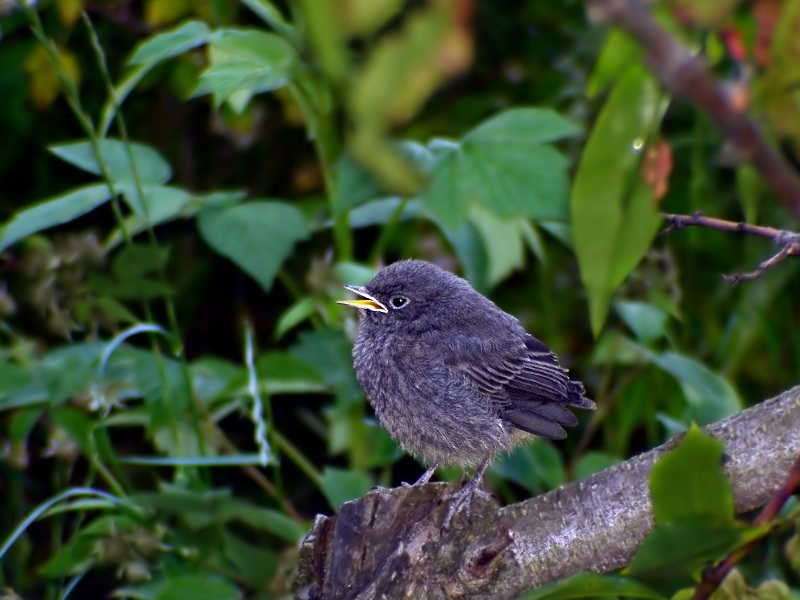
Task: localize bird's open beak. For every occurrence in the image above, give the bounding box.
[337,285,388,313]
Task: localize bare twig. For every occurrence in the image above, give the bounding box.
[691,452,800,600]
[663,212,800,284]
[585,0,800,219]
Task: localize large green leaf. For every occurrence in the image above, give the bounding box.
[49,139,172,187]
[649,424,733,526]
[128,20,213,67]
[0,184,112,252]
[571,65,665,336]
[192,29,296,112]
[197,200,308,292]
[424,108,580,229]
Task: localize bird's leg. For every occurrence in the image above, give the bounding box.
[402,463,439,487]
[440,456,493,530]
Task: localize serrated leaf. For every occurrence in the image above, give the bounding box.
[319,467,372,510]
[49,139,172,188]
[571,65,665,336]
[0,184,112,252]
[424,108,580,229]
[197,200,308,293]
[649,424,733,525]
[128,20,213,66]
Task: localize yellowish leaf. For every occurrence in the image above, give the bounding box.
[55,0,83,27]
[24,45,81,110]
[145,0,192,27]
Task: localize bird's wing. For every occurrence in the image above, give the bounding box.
[445,334,593,439]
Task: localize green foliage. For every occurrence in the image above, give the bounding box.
[0,0,798,597]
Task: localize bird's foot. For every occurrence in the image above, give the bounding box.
[401,463,438,488]
[440,477,493,530]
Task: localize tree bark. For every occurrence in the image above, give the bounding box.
[295,386,800,599]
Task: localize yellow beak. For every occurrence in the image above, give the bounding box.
[337,285,388,313]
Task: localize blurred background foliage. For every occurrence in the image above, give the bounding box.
[0,0,799,598]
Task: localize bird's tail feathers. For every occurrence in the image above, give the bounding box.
[566,380,595,410]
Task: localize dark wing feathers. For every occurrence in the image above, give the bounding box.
[449,333,594,439]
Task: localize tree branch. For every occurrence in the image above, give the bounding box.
[295,386,800,599]
[584,0,800,219]
[662,212,800,284]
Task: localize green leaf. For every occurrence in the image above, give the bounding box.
[518,572,665,600]
[128,20,213,66]
[573,451,622,481]
[153,574,240,600]
[649,424,733,525]
[586,30,640,98]
[424,108,580,229]
[0,184,112,252]
[218,499,305,542]
[571,65,665,336]
[319,467,373,510]
[105,188,246,249]
[221,530,278,588]
[239,0,298,43]
[193,29,296,112]
[39,346,98,405]
[197,200,308,293]
[9,407,43,444]
[290,330,361,405]
[190,357,244,405]
[113,243,170,279]
[626,519,747,586]
[275,296,320,339]
[614,300,669,344]
[50,407,94,456]
[49,139,172,187]
[467,206,527,287]
[491,441,564,494]
[334,154,382,215]
[648,351,741,424]
[256,351,326,394]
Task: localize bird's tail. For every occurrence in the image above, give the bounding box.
[566,380,595,410]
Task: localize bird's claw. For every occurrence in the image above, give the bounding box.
[440,483,493,530]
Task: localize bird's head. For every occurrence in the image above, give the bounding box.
[338,260,479,331]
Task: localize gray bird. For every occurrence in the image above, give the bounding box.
[338,259,594,527]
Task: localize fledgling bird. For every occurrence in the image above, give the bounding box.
[338,259,594,527]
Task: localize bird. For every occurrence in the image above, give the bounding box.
[338,259,594,528]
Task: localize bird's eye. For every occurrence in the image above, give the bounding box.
[390,296,409,309]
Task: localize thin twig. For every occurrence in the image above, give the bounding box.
[691,452,800,600]
[663,212,800,284]
[585,0,800,219]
